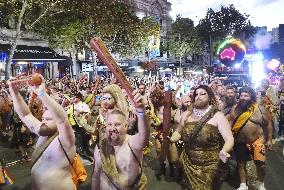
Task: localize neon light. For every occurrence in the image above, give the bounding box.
[220,47,236,60]
[267,59,280,70]
[217,38,246,55]
[251,52,265,86]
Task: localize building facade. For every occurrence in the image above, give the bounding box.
[126,0,172,64]
[279,24,284,45]
[271,27,279,44]
[0,28,67,79]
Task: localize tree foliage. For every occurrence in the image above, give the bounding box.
[32,0,159,57]
[0,0,159,56]
[165,15,202,59]
[197,4,255,43]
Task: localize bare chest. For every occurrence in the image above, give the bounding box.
[114,145,140,174]
[33,138,67,169]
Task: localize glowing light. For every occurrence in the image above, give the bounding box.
[217,38,246,55]
[220,47,236,60]
[217,37,246,66]
[17,61,28,65]
[267,59,280,70]
[234,63,241,69]
[251,52,265,86]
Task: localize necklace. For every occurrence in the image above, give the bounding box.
[193,106,211,117]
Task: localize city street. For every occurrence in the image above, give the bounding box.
[1,0,284,190]
[1,140,283,190]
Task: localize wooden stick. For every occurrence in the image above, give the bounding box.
[90,37,134,100]
[160,91,172,162]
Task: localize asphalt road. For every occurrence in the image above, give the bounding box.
[1,140,283,190]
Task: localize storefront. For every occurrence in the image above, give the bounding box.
[0,44,66,78]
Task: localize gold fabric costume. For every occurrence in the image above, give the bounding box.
[181,122,227,190]
[99,139,147,190]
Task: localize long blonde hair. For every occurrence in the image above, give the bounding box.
[102,84,129,116]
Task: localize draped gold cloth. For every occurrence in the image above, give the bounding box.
[99,139,147,190]
[231,103,257,135]
[181,122,227,190]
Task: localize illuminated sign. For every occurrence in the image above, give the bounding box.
[217,37,246,67]
[220,48,236,61]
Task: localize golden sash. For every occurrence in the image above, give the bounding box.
[232,103,257,135]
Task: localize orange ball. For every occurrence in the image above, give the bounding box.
[29,74,42,86]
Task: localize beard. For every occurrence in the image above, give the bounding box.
[140,90,146,96]
[235,99,254,115]
[224,96,236,108]
[38,125,57,137]
[106,129,121,146]
[193,99,209,109]
[102,102,116,110]
[181,104,189,112]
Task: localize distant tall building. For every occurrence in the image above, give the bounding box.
[279,24,284,44]
[119,0,172,63]
[132,0,172,32]
[255,26,267,34]
[271,27,279,44]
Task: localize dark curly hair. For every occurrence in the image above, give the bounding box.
[150,87,165,108]
[192,85,219,107]
[239,87,257,103]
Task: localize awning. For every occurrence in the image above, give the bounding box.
[0,44,66,62]
[59,56,73,66]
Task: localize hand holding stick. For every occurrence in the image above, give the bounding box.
[8,73,43,88]
[90,37,134,101]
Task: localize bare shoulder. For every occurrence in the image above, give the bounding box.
[94,146,101,165]
[212,111,229,126]
[182,109,192,121]
[214,111,226,119]
[257,105,270,121]
[230,105,237,113]
[258,105,268,114]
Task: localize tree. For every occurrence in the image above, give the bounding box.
[33,0,159,57]
[165,15,202,73]
[0,0,159,78]
[0,0,67,79]
[196,4,255,65]
[197,4,255,43]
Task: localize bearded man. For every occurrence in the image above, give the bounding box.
[93,84,130,145]
[138,83,150,110]
[91,90,149,190]
[8,76,76,190]
[230,87,272,190]
[172,95,192,155]
[170,85,234,190]
[223,86,237,118]
[169,95,192,179]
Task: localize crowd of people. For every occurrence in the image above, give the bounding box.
[0,72,283,190]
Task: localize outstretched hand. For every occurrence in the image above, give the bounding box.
[130,90,145,112]
[29,74,46,95]
[7,78,21,93]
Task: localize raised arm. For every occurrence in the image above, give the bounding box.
[30,76,75,148]
[91,145,101,190]
[8,81,41,135]
[129,90,150,150]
